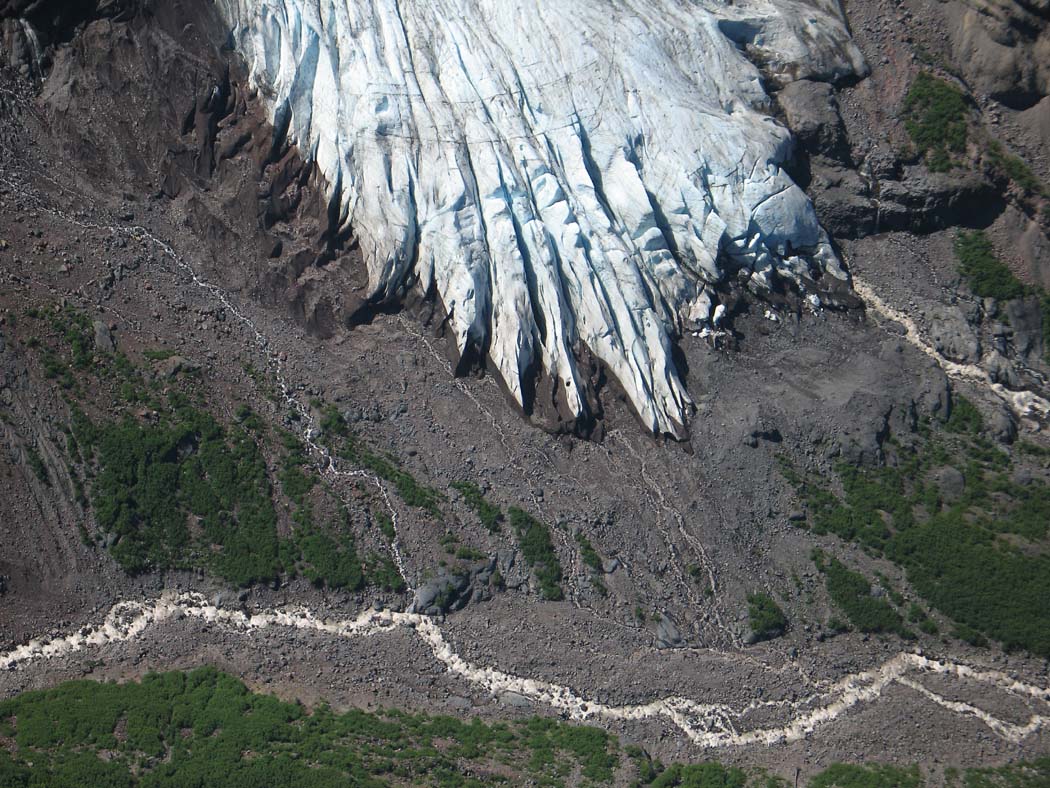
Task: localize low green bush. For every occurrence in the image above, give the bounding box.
[986,140,1048,196]
[75,397,381,592]
[341,438,444,516]
[575,531,604,572]
[814,554,909,637]
[450,481,503,532]
[902,73,968,171]
[508,507,564,601]
[783,412,1050,656]
[808,763,922,788]
[1,671,1048,787]
[955,231,1026,302]
[747,592,788,642]
[647,762,748,787]
[945,394,984,434]
[25,446,50,485]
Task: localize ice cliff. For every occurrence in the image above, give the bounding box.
[217,0,865,436]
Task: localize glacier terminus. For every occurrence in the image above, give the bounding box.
[218,0,867,436]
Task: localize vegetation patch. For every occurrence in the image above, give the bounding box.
[310,403,449,518]
[22,306,99,392]
[986,140,1049,197]
[813,551,909,637]
[17,311,431,593]
[783,408,1050,656]
[955,231,1050,363]
[142,348,177,361]
[24,446,50,485]
[902,72,969,172]
[644,762,749,787]
[575,531,603,573]
[78,394,283,584]
[747,592,787,642]
[278,430,317,506]
[450,481,503,532]
[508,507,564,601]
[0,668,618,788]
[945,393,984,435]
[71,393,387,591]
[340,437,444,517]
[575,531,609,596]
[0,670,1047,788]
[808,763,922,788]
[955,231,1027,302]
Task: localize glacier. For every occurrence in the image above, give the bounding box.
[217,0,865,437]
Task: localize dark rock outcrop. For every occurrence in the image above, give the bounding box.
[408,559,498,616]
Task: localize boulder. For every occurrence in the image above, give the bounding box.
[1003,296,1045,364]
[92,319,114,353]
[931,466,966,502]
[408,571,471,616]
[987,407,1017,445]
[408,558,497,616]
[876,170,1004,234]
[654,614,685,649]
[777,79,849,159]
[811,171,877,238]
[946,0,1050,110]
[929,306,981,364]
[984,351,1020,389]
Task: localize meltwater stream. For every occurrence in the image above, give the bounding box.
[2,592,1048,748]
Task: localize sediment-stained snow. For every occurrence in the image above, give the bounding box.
[218,0,865,435]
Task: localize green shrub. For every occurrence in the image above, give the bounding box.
[6,672,1049,788]
[25,446,50,485]
[902,73,968,171]
[142,348,176,361]
[809,763,922,788]
[364,552,407,592]
[77,397,387,592]
[341,438,444,516]
[373,510,396,542]
[0,668,644,788]
[955,231,1026,302]
[945,394,983,434]
[963,756,1050,788]
[986,140,1048,196]
[319,404,350,438]
[49,308,95,370]
[298,529,364,590]
[575,531,603,572]
[450,481,503,532]
[455,545,486,561]
[747,592,787,642]
[507,507,564,601]
[814,553,908,636]
[278,432,317,506]
[85,401,282,585]
[648,762,748,787]
[783,410,1050,656]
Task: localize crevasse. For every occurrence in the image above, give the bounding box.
[217,0,865,436]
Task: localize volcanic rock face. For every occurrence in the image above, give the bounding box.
[217,0,865,436]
